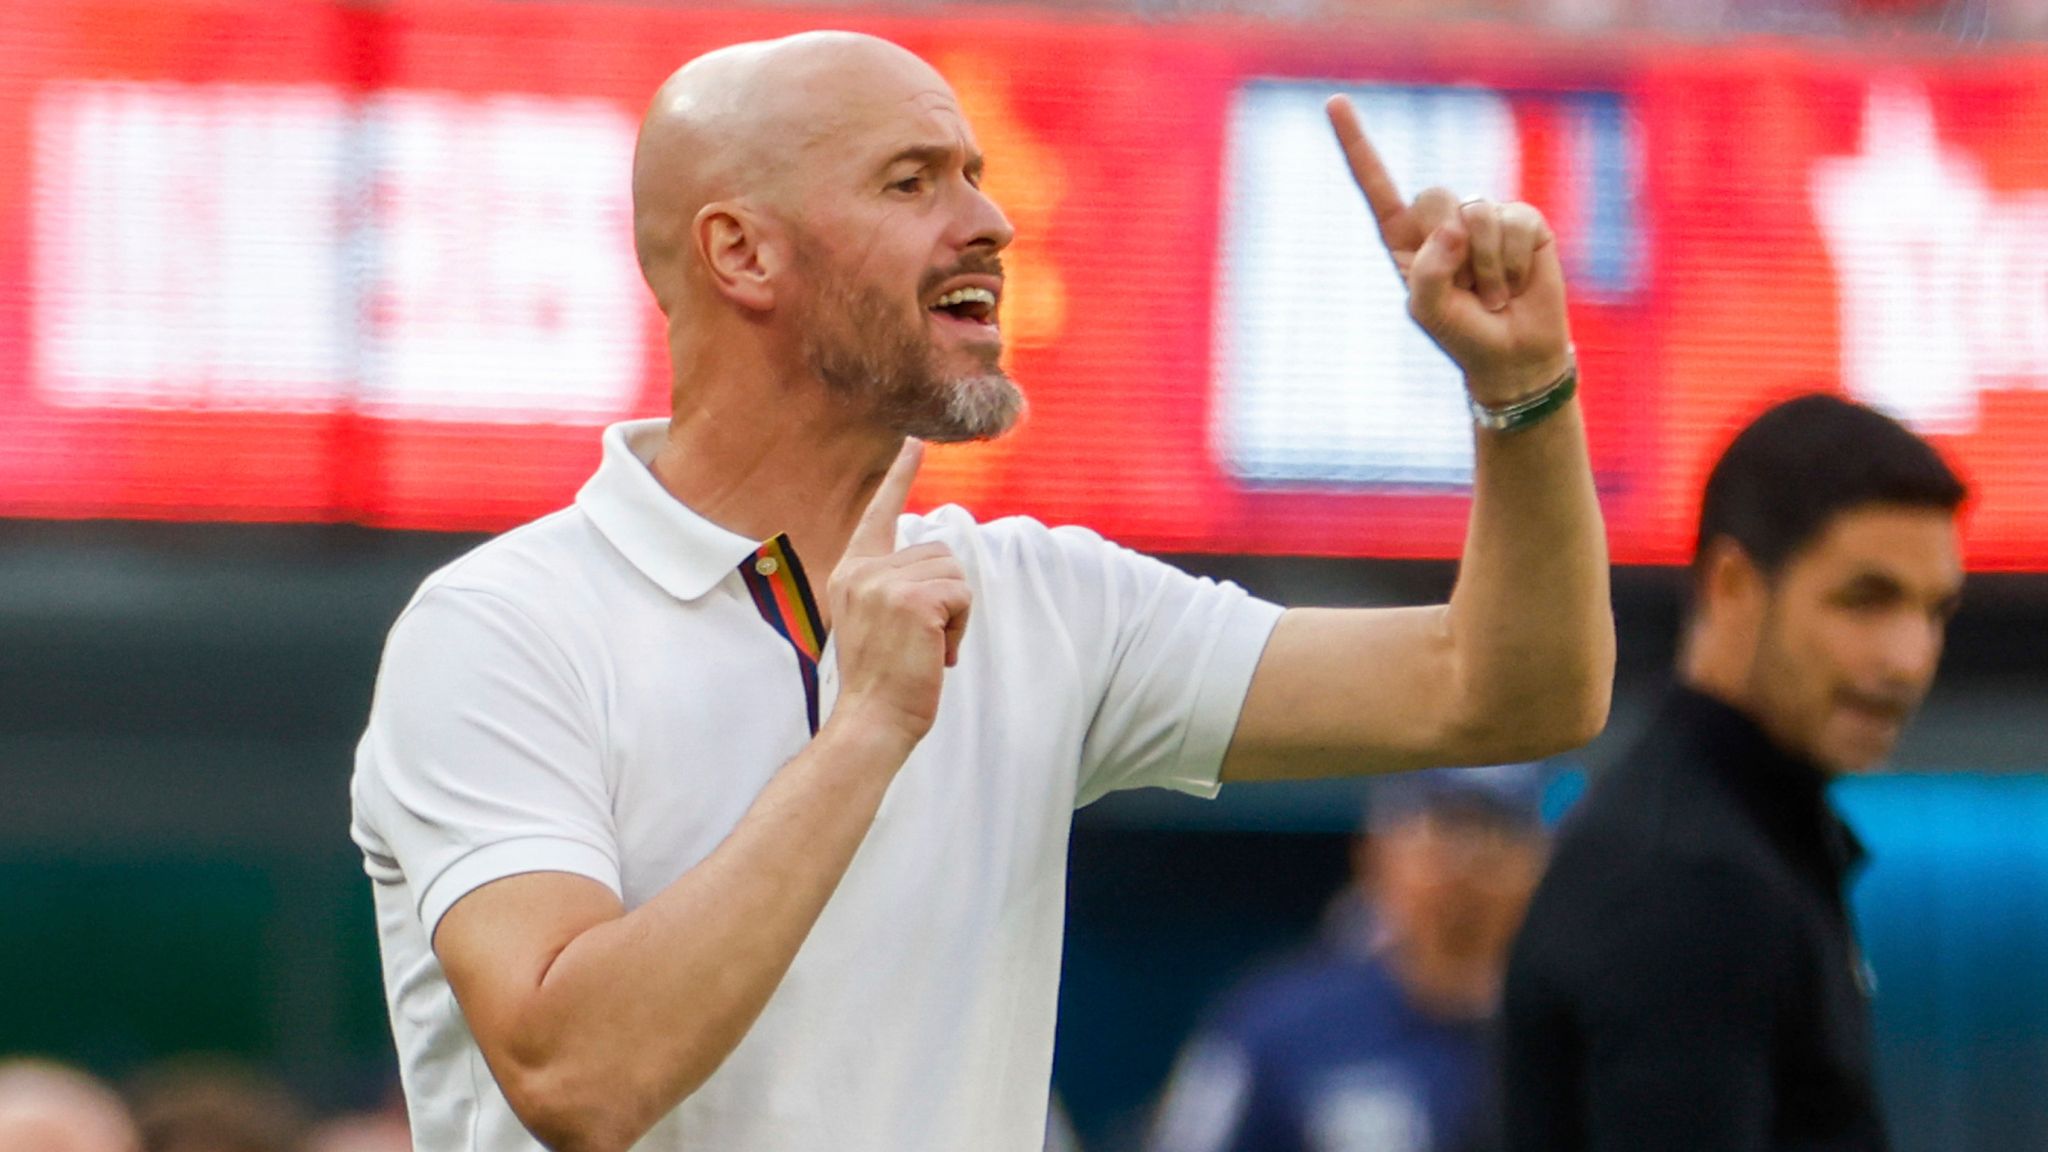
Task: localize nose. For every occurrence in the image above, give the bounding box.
[960,181,1015,254]
[1879,610,1946,690]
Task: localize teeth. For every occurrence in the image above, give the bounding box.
[932,287,997,309]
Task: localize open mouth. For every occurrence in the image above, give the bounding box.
[928,286,999,327]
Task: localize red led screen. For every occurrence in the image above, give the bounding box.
[1,2,2044,568]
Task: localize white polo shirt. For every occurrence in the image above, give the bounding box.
[350,419,1284,1152]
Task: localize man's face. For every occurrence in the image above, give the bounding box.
[1368,810,1547,970]
[784,77,1021,442]
[1745,505,1964,773]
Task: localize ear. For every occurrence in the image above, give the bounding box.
[694,202,785,313]
[1696,536,1768,629]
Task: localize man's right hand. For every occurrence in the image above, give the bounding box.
[825,439,972,746]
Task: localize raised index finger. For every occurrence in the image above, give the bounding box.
[1326,95,1406,242]
[846,439,923,559]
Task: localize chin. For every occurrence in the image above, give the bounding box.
[1814,732,1898,776]
[915,373,1025,444]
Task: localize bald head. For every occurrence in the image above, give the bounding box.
[0,1061,139,1152]
[632,32,957,311]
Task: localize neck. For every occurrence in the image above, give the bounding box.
[1678,619,1754,717]
[650,347,902,618]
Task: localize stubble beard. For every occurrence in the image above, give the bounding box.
[797,263,1025,445]
[1747,597,1915,774]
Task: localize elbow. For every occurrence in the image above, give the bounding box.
[1570,612,1620,748]
[1516,611,1616,758]
[1552,667,1613,753]
[1457,693,1606,765]
[485,982,742,1152]
[529,1123,640,1152]
[503,1078,640,1152]
[1519,656,1613,760]
[499,1056,692,1152]
[1453,645,1614,764]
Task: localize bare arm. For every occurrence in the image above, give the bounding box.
[1223,98,1613,782]
[433,443,969,1152]
[435,716,910,1152]
[1225,404,1609,778]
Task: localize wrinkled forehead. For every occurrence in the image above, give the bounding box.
[791,58,975,173]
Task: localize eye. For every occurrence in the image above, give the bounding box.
[1834,588,1893,611]
[889,174,926,195]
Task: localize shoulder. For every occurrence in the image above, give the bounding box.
[1538,744,1803,917]
[1518,830,1801,1005]
[416,506,607,604]
[1208,948,1394,1048]
[900,507,1120,569]
[370,507,630,696]
[394,507,622,635]
[900,508,1170,612]
[1552,732,1779,867]
[1528,748,1801,953]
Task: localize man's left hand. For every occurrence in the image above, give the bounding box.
[1327,94,1573,407]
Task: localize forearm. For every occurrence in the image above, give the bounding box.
[493,711,913,1152]
[1443,391,1613,758]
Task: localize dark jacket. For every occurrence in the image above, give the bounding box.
[1501,686,1887,1152]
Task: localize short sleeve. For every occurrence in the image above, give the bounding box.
[350,586,620,939]
[1011,522,1282,806]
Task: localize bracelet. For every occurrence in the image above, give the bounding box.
[1468,357,1579,435]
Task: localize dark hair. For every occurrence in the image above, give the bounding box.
[1695,393,1966,580]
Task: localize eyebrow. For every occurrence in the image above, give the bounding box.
[880,144,984,182]
[1840,571,1905,595]
[1840,568,1965,614]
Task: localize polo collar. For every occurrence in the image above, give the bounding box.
[576,419,760,601]
[1661,685,1867,879]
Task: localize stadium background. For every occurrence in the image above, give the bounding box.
[2,0,2046,1148]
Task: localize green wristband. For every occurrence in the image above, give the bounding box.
[1468,359,1578,435]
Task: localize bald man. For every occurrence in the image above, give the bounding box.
[0,1060,140,1152]
[350,31,1613,1152]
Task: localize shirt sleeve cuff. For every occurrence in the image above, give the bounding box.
[418,835,623,937]
[1166,597,1287,799]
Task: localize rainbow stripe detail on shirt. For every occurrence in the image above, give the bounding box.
[739,533,826,733]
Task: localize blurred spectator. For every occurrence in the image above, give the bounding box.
[1047,1094,1085,1152]
[129,1057,308,1152]
[305,1095,409,1152]
[1147,764,1551,1152]
[0,1058,141,1152]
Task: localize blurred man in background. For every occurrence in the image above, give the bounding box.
[304,1090,411,1152]
[128,1056,309,1152]
[1502,394,1967,1151]
[1149,765,1550,1152]
[0,1059,140,1152]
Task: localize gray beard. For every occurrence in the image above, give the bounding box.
[799,279,1024,444]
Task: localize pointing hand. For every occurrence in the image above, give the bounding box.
[1327,94,1574,406]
